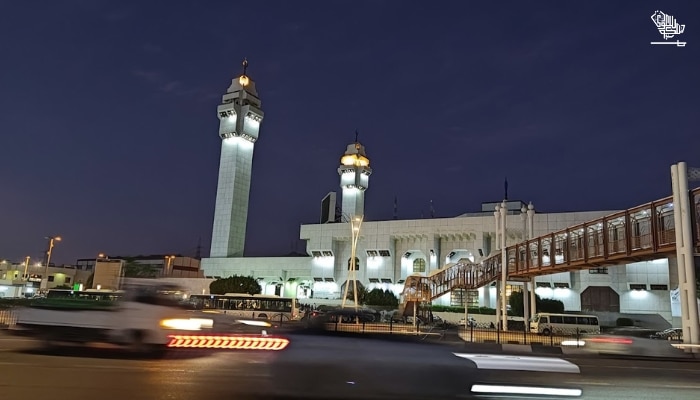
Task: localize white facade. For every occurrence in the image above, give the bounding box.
[209,61,264,258]
[200,72,680,324]
[203,210,679,323]
[204,206,620,300]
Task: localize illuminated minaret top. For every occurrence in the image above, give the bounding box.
[209,59,265,258]
[337,133,372,218]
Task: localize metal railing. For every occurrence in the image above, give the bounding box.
[458,326,587,347]
[0,309,17,329]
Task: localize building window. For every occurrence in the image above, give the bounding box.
[347,257,360,270]
[48,276,54,282]
[413,258,426,273]
[65,277,71,284]
[650,284,668,290]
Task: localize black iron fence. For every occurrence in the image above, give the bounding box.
[458,325,587,346]
[0,309,17,329]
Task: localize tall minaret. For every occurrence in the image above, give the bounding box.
[337,134,372,218]
[209,59,264,258]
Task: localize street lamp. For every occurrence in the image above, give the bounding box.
[23,256,30,281]
[165,255,176,276]
[42,236,61,290]
[341,215,363,314]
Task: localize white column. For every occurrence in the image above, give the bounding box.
[527,203,537,321]
[530,277,537,319]
[495,283,501,329]
[500,200,508,331]
[671,162,700,346]
[492,204,500,328]
[521,206,529,322]
[494,205,501,250]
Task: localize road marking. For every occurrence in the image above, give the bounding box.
[471,384,582,397]
[453,353,580,374]
[566,381,612,386]
[575,363,700,373]
[662,384,700,390]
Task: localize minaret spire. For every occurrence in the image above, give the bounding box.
[209,57,264,258]
[338,138,372,217]
[355,129,359,143]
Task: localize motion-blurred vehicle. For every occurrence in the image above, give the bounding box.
[10,282,212,353]
[303,307,378,329]
[458,316,477,327]
[570,333,686,357]
[649,327,683,340]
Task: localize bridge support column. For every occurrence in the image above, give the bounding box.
[668,257,682,329]
[530,277,537,321]
[671,161,700,347]
[522,281,529,329]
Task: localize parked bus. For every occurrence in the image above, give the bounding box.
[187,293,301,321]
[529,313,600,336]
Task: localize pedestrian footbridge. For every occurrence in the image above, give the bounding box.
[400,187,700,307]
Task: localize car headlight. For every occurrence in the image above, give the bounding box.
[160,318,213,331]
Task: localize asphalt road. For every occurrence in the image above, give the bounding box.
[1,332,700,400]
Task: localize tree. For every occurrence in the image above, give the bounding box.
[508,290,565,316]
[345,284,368,305]
[210,275,261,295]
[364,289,399,307]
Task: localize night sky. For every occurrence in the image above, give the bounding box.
[1,1,698,265]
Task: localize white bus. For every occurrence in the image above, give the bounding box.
[188,293,301,321]
[529,313,600,336]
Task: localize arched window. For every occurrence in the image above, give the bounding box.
[413,258,426,273]
[347,257,360,270]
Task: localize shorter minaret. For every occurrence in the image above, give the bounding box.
[337,133,372,218]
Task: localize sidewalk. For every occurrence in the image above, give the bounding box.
[455,341,699,361]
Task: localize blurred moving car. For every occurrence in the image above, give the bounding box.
[649,327,683,340]
[570,333,686,357]
[11,282,212,353]
[458,317,477,327]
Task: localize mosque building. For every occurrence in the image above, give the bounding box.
[200,61,677,324]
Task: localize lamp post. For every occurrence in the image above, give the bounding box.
[42,236,61,290]
[23,256,30,281]
[341,215,363,314]
[500,200,508,332]
[520,206,529,327]
[165,255,176,276]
